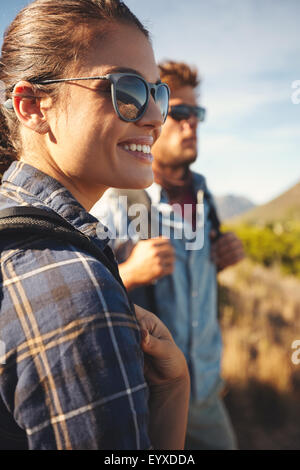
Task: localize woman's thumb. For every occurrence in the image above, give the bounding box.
[141,329,165,357]
[141,329,150,346]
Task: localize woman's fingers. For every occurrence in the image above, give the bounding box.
[135,304,173,341]
[135,305,189,386]
[140,328,172,358]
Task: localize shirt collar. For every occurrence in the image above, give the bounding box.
[145,182,162,204]
[146,172,206,203]
[1,161,109,245]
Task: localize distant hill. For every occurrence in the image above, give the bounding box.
[228,181,300,225]
[215,194,256,221]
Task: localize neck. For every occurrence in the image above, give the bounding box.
[20,154,107,212]
[58,177,108,212]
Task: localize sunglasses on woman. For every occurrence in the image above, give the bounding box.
[168,104,206,122]
[23,73,170,123]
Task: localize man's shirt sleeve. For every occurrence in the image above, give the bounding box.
[0,238,150,450]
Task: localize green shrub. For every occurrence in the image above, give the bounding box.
[223,222,300,277]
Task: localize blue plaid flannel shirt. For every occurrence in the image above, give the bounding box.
[0,161,151,450]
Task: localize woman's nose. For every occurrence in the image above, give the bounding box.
[136,95,164,129]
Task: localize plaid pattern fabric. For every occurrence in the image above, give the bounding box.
[0,161,151,450]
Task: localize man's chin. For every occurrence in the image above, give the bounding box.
[179,152,197,166]
[155,150,197,167]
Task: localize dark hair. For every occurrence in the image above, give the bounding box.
[0,0,149,161]
[0,113,16,178]
[159,60,200,93]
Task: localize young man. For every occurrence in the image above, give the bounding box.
[91,60,244,450]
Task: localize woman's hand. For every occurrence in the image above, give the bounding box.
[134,304,189,387]
[134,304,190,449]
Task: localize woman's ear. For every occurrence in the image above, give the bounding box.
[12,81,50,135]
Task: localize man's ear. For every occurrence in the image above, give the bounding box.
[12,81,50,135]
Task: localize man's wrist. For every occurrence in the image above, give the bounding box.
[119,261,139,291]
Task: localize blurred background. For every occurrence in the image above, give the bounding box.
[1,0,300,450]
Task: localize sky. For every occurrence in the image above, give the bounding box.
[1,0,300,204]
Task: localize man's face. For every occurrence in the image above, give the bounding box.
[152,85,199,167]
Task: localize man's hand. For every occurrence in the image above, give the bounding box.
[210,230,245,272]
[119,237,175,291]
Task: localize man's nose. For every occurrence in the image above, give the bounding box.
[183,114,198,130]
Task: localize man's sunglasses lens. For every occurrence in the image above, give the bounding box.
[170,109,191,121]
[116,75,148,121]
[196,107,206,121]
[170,106,206,122]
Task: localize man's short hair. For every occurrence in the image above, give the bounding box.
[159,60,200,92]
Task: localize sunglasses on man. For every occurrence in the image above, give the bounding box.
[168,104,206,122]
[4,73,170,124]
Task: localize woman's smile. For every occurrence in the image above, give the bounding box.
[118,135,154,164]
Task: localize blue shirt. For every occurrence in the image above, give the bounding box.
[0,161,151,450]
[91,172,223,403]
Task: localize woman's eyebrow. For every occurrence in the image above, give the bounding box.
[103,66,161,83]
[105,66,140,74]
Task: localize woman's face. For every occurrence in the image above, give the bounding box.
[43,23,164,207]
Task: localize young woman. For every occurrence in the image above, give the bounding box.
[0,0,189,450]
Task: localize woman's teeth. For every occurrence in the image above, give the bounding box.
[123,144,151,154]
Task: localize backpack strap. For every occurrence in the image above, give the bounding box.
[199,190,222,239]
[0,206,128,297]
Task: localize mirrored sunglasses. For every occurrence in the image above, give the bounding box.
[27,72,170,123]
[168,104,206,122]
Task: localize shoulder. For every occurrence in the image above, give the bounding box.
[0,235,134,327]
[0,235,140,382]
[191,171,208,192]
[0,235,148,450]
[191,171,216,199]
[191,173,220,226]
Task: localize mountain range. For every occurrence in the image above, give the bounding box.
[227,180,300,225]
[214,194,256,221]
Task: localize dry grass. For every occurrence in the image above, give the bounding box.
[218,259,300,449]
